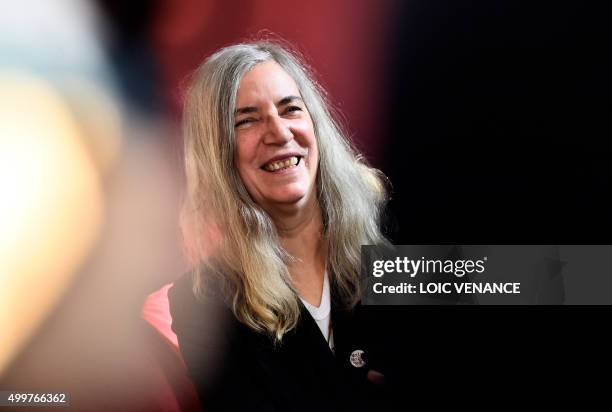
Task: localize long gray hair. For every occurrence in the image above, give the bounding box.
[182,41,389,341]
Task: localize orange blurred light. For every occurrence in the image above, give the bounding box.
[0,71,104,374]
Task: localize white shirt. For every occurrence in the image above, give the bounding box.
[300,272,334,352]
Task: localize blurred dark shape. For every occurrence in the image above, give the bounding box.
[384,0,612,244]
[96,0,164,116]
[96,0,161,40]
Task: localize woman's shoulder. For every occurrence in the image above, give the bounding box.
[168,271,225,309]
[168,272,204,317]
[167,272,235,339]
[167,271,194,303]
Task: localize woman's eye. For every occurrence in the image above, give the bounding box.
[285,106,302,114]
[235,118,255,128]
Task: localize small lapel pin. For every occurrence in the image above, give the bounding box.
[349,349,366,368]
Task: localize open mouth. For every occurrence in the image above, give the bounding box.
[261,156,302,172]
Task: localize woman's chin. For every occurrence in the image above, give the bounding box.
[264,187,313,208]
[272,193,307,205]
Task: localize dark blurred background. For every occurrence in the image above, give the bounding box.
[384,0,611,244]
[1,0,610,410]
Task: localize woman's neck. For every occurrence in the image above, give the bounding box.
[272,198,327,306]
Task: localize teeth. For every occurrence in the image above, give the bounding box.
[264,156,299,172]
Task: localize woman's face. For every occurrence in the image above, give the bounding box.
[234,61,319,214]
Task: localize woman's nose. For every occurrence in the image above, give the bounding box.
[263,115,293,145]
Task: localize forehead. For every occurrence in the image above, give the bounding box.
[236,60,301,104]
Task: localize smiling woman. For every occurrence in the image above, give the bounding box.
[234,61,319,212]
[171,41,391,411]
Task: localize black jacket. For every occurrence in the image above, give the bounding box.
[168,273,393,412]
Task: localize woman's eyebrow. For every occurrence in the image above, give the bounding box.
[235,106,258,115]
[277,96,303,106]
[235,96,303,115]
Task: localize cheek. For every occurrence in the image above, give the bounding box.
[293,119,318,152]
[235,139,255,172]
[305,131,319,168]
[309,150,319,179]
